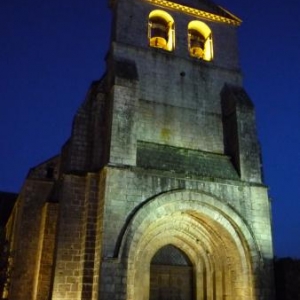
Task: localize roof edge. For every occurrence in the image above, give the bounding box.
[145,0,242,26]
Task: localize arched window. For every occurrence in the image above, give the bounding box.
[148,10,175,51]
[188,21,213,61]
[150,244,194,300]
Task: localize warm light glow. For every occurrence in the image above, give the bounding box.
[188,20,213,61]
[149,10,175,51]
[124,191,258,300]
[146,0,241,26]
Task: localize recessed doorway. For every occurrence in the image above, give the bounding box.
[150,244,194,300]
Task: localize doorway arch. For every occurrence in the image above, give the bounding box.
[122,190,260,300]
[150,244,194,300]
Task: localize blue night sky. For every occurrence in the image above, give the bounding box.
[1,0,300,258]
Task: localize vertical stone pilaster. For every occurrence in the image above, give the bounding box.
[51,175,87,300]
[108,59,139,166]
[34,202,59,300]
[81,173,101,300]
[8,181,54,300]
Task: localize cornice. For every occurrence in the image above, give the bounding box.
[145,0,242,26]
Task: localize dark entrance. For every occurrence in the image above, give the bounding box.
[150,245,194,300]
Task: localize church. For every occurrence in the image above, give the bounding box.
[3,0,275,299]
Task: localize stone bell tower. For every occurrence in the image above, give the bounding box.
[4,0,275,299]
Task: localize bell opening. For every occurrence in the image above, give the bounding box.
[189,30,205,59]
[150,17,168,49]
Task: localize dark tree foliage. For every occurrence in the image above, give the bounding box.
[0,228,10,299]
[275,257,300,300]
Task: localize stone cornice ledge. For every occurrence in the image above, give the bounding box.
[145,0,242,26]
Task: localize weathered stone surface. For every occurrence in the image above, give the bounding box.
[3,0,275,299]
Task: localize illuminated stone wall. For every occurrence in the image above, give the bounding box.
[5,179,57,300]
[4,0,275,299]
[35,202,59,299]
[113,0,240,69]
[106,0,245,170]
[96,167,274,299]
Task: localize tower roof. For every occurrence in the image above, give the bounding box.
[146,0,241,25]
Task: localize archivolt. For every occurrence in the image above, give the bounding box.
[120,190,260,300]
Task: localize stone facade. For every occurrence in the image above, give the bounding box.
[4,0,275,299]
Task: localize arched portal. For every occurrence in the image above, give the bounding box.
[121,190,261,300]
[150,244,194,300]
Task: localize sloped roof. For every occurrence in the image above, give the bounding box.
[146,0,241,25]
